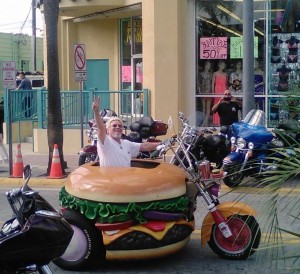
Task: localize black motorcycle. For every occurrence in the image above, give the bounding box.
[170,112,230,169]
[0,165,73,273]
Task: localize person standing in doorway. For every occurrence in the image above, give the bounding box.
[16,72,32,118]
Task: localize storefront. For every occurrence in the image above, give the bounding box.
[195,0,300,128]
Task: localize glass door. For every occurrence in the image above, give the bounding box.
[120,17,143,117]
[132,56,143,115]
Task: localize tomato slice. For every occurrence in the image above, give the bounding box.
[142,220,165,232]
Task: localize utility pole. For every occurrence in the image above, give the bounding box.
[32,0,37,72]
[242,0,255,117]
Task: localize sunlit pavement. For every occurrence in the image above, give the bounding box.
[0,142,299,196]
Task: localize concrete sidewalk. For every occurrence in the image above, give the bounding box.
[0,142,299,193]
[0,142,79,187]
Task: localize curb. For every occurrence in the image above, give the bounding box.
[0,177,66,187]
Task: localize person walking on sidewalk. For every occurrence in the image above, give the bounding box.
[16,72,32,118]
[92,96,161,167]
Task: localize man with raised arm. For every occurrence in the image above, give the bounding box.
[92,96,161,167]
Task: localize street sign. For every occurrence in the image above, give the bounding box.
[2,61,16,89]
[74,44,87,82]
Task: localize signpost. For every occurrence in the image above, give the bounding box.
[2,61,16,90]
[2,61,16,175]
[74,44,87,148]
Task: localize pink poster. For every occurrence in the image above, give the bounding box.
[122,66,131,82]
[136,65,143,83]
[200,37,227,59]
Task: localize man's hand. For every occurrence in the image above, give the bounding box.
[219,97,228,104]
[93,96,100,112]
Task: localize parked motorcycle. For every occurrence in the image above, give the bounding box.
[222,109,294,187]
[78,113,168,165]
[169,112,230,169]
[54,119,261,270]
[0,164,73,273]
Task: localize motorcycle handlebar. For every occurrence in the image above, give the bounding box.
[150,138,175,159]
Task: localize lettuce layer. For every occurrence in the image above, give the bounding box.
[59,187,189,224]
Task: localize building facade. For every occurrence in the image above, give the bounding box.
[42,0,300,132]
[0,32,44,93]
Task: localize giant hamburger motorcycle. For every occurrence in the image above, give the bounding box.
[53,113,261,271]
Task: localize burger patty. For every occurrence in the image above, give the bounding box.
[107,224,193,250]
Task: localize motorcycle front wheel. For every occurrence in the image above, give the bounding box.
[53,210,105,271]
[208,215,261,260]
[223,163,244,187]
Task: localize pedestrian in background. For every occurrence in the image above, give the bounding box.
[16,72,32,118]
[212,90,242,127]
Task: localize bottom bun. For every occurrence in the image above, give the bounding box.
[106,237,191,261]
[102,220,195,261]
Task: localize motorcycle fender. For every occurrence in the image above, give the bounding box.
[200,201,257,247]
[78,145,97,155]
[223,151,245,163]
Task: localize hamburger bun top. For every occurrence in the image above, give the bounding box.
[65,160,187,203]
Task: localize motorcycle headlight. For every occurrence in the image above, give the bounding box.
[92,131,98,139]
[271,138,284,147]
[182,134,193,144]
[230,136,236,145]
[236,138,246,149]
[248,142,254,150]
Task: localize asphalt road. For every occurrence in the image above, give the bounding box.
[0,186,299,273]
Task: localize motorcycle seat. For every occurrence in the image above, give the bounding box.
[205,134,224,147]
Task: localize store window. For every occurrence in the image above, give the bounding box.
[268,0,300,126]
[195,0,265,127]
[120,17,143,116]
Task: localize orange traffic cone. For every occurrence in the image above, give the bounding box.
[11,144,24,178]
[47,144,66,179]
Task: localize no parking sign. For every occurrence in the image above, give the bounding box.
[74,44,87,82]
[2,61,16,89]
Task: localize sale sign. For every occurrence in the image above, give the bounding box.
[200,37,227,59]
[230,37,258,59]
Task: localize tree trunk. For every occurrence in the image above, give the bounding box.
[43,0,65,175]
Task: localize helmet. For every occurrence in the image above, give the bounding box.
[99,109,117,122]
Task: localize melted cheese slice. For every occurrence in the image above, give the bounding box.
[102,219,195,246]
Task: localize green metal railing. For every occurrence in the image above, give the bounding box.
[4,88,149,129]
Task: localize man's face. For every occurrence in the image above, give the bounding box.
[224,92,232,101]
[107,122,123,139]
